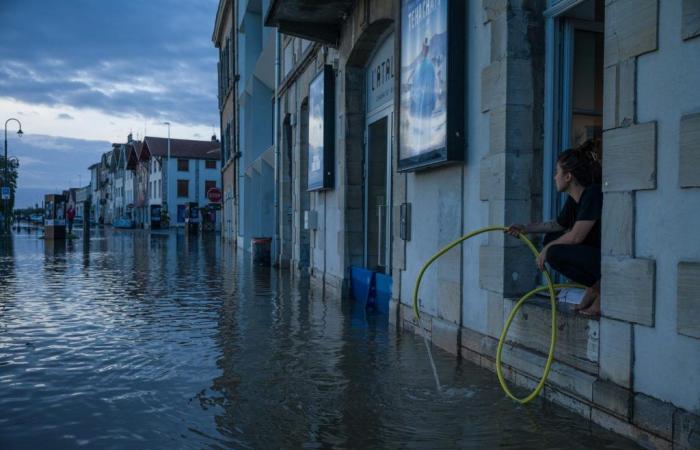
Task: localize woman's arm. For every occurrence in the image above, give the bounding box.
[506,221,565,236]
[546,220,595,246]
[535,220,595,270]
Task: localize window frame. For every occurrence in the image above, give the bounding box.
[204,180,217,196]
[177,179,189,198]
[177,159,189,172]
[205,159,217,169]
[543,1,604,220]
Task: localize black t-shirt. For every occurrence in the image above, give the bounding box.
[556,184,603,248]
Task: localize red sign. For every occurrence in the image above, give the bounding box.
[207,187,222,203]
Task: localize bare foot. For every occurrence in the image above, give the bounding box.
[573,281,600,311]
[573,287,596,311]
[580,295,601,317]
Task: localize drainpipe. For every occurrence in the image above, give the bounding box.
[272,30,281,265]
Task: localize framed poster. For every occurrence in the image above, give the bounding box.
[398,0,465,172]
[308,65,335,191]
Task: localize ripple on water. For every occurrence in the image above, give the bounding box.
[0,231,642,449]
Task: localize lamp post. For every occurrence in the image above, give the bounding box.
[3,118,23,235]
[162,121,171,227]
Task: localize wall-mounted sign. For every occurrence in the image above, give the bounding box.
[367,34,395,114]
[308,65,335,191]
[398,0,465,172]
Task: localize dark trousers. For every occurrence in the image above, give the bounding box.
[543,232,601,287]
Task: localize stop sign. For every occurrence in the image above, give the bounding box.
[207,187,222,203]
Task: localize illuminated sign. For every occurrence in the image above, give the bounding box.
[399,0,465,171]
[308,65,335,191]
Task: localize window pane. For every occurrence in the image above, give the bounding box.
[177,180,188,197]
[571,29,603,146]
[178,159,189,171]
[284,42,293,77]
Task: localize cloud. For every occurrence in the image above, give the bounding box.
[8,133,110,207]
[0,0,219,135]
[57,113,74,120]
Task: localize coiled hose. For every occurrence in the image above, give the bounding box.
[411,226,584,404]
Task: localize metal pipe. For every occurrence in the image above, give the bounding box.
[163,122,171,226]
[272,29,281,264]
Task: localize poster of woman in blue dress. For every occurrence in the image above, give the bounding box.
[400,0,447,160]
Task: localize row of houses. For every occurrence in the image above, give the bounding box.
[77,133,221,229]
[211,0,700,448]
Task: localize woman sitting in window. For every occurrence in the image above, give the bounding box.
[507,140,603,317]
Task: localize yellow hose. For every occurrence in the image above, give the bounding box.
[411,226,585,404]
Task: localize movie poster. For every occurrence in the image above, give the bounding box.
[308,70,325,190]
[399,0,448,166]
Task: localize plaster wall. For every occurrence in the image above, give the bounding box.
[633,0,700,413]
[461,0,492,335]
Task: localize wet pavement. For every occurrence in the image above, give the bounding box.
[0,229,641,449]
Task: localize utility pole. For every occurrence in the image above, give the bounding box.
[163,122,171,227]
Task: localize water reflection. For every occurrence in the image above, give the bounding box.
[0,230,641,449]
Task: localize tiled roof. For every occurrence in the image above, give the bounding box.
[142,136,220,160]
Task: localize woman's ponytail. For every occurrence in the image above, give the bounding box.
[558,139,602,186]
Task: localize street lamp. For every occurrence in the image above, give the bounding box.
[3,118,23,235]
[162,121,171,227]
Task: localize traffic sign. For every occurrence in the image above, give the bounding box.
[206,187,222,203]
[1,187,10,200]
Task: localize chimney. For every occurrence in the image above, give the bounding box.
[127,132,133,143]
[211,133,218,142]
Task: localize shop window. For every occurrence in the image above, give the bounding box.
[205,160,216,169]
[177,180,189,198]
[177,159,189,172]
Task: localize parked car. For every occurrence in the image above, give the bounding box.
[29,214,44,223]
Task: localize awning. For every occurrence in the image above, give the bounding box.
[264,0,355,45]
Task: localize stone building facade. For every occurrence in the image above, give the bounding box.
[259,0,700,448]
[216,0,276,251]
[213,0,238,244]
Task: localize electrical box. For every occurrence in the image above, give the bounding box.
[304,210,318,230]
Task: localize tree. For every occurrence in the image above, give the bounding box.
[1,156,19,231]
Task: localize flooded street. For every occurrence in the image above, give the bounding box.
[0,230,640,449]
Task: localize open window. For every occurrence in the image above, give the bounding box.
[544,0,604,219]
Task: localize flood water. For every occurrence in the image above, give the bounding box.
[0,229,641,449]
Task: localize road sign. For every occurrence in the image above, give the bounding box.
[206,187,222,203]
[1,187,10,200]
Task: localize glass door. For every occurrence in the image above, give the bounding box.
[364,109,392,273]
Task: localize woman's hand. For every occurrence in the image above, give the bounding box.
[505,223,526,237]
[536,247,548,271]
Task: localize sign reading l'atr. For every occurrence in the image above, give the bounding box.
[367,34,395,114]
[308,65,335,191]
[398,0,465,172]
